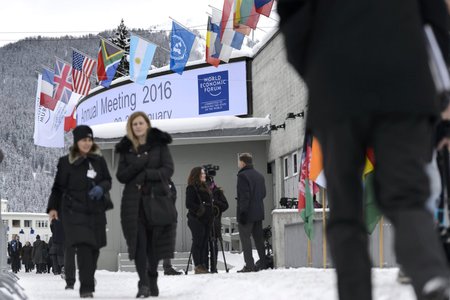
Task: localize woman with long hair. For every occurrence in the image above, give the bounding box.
[115,111,176,298]
[47,125,112,298]
[186,167,214,274]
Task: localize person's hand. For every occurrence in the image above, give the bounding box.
[438,137,450,151]
[48,209,58,220]
[239,212,248,225]
[88,185,104,201]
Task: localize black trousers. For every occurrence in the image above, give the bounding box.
[64,245,76,286]
[315,114,450,300]
[238,220,266,269]
[76,245,99,294]
[135,218,159,288]
[187,215,210,267]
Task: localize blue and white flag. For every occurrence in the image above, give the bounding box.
[129,35,157,85]
[170,21,196,75]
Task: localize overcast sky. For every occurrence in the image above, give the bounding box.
[0,0,279,47]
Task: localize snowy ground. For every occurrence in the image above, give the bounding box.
[12,252,416,300]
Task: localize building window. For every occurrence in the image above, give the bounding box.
[24,220,32,227]
[2,220,8,226]
[284,156,289,179]
[12,220,20,228]
[36,220,48,228]
[292,152,299,175]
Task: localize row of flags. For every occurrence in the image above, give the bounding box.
[298,133,380,240]
[33,0,276,148]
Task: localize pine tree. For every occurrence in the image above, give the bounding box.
[111,19,130,79]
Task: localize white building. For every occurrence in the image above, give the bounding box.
[1,199,51,243]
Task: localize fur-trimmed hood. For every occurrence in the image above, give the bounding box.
[69,144,102,165]
[115,127,172,154]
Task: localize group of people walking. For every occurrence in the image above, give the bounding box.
[45,111,270,298]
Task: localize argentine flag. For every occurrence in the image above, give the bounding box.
[129,35,157,85]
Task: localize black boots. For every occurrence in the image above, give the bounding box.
[149,273,159,297]
[136,273,158,298]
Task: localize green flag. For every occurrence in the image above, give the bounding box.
[363,172,382,234]
[300,178,315,240]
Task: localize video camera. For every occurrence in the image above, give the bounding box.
[202,164,220,178]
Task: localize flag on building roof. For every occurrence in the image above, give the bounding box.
[206,16,221,67]
[40,68,58,110]
[220,0,245,50]
[97,39,124,88]
[210,8,233,63]
[363,148,381,234]
[298,132,317,240]
[170,22,196,75]
[53,59,73,104]
[34,73,65,148]
[255,0,274,17]
[72,50,95,96]
[129,35,157,84]
[234,0,260,34]
[309,137,326,188]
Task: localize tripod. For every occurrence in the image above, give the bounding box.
[184,208,229,274]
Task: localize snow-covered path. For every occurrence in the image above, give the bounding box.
[16,267,416,300]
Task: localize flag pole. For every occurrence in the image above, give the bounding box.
[307,238,312,267]
[379,216,384,268]
[322,188,327,268]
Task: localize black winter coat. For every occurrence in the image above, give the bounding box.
[236,166,266,223]
[21,245,33,264]
[115,127,176,260]
[32,239,46,264]
[278,0,446,129]
[7,240,22,257]
[47,146,112,249]
[186,184,214,224]
[211,187,229,238]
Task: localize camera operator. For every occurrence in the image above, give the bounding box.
[186,166,214,274]
[206,172,228,273]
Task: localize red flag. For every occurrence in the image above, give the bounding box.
[72,50,95,96]
[255,0,274,17]
[64,109,77,132]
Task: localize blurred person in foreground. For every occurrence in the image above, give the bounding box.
[47,125,112,298]
[278,0,450,299]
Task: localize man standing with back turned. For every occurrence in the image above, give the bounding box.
[278,0,450,299]
[236,153,267,272]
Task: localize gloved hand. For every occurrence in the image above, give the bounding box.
[88,185,104,201]
[239,212,248,225]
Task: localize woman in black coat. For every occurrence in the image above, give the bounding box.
[115,111,176,298]
[21,241,33,272]
[47,125,112,298]
[186,167,214,274]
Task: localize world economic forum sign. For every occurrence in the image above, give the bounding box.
[76,60,249,126]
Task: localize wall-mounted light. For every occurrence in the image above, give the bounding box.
[270,123,286,131]
[286,111,305,120]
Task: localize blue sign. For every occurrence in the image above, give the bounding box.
[198,70,229,115]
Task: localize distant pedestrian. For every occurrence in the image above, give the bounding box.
[32,235,46,274]
[0,148,3,163]
[236,153,267,272]
[8,235,22,273]
[21,241,33,272]
[47,125,112,298]
[49,219,65,275]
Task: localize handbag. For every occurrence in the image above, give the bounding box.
[144,186,177,226]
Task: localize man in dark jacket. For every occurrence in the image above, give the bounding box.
[236,153,267,272]
[278,0,450,299]
[0,148,3,163]
[8,235,22,273]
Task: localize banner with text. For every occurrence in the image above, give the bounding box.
[76,61,248,126]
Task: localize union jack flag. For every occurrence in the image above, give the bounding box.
[72,50,95,96]
[53,59,73,104]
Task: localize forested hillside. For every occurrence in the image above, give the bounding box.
[0,23,203,212]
